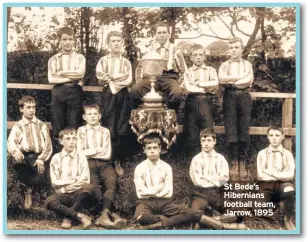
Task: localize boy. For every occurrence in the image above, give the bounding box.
[189,129,247,230]
[257,126,295,230]
[77,104,126,228]
[132,21,187,111]
[131,134,200,230]
[7,96,52,209]
[45,128,93,229]
[48,27,85,145]
[218,37,254,179]
[96,30,132,176]
[183,44,218,157]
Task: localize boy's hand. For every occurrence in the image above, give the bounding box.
[56,71,64,76]
[12,149,24,163]
[34,160,45,174]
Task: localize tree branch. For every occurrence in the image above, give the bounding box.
[216,13,234,36]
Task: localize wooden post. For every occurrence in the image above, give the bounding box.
[282,98,293,150]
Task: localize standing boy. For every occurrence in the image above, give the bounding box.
[48,27,85,145]
[96,30,132,176]
[132,21,187,111]
[183,44,218,157]
[77,104,126,228]
[45,128,93,229]
[218,37,254,179]
[189,129,247,230]
[257,126,296,230]
[7,96,52,209]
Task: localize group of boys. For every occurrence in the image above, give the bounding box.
[7,22,295,230]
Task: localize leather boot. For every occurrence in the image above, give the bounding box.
[61,218,72,229]
[239,160,248,180]
[284,216,296,230]
[229,161,239,180]
[24,187,32,209]
[77,213,92,229]
[95,210,115,228]
[138,221,164,230]
[212,215,237,223]
[199,215,247,230]
[115,160,124,177]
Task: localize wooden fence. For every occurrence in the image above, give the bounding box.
[7,83,296,150]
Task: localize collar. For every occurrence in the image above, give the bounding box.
[57,51,75,57]
[85,124,101,131]
[192,64,207,71]
[146,158,162,168]
[228,58,243,63]
[107,53,123,60]
[267,145,284,154]
[22,116,38,125]
[201,149,218,158]
[154,40,171,50]
[61,149,77,159]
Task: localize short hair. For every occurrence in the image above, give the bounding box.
[59,128,77,140]
[267,126,284,135]
[190,44,206,56]
[228,37,244,47]
[200,128,216,140]
[57,27,75,39]
[18,96,35,108]
[154,21,170,33]
[106,31,122,43]
[82,104,101,114]
[143,134,161,147]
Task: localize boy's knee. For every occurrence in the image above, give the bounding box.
[44,195,59,209]
[283,186,294,193]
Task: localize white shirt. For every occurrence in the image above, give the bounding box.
[134,159,173,199]
[190,150,229,188]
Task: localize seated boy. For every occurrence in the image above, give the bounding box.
[189,129,247,230]
[131,134,200,229]
[257,126,296,230]
[77,104,126,228]
[182,44,218,157]
[96,30,132,176]
[132,21,187,112]
[7,96,52,209]
[45,128,93,229]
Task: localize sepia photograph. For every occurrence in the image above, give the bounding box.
[4,3,300,235]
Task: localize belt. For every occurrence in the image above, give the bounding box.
[224,85,249,92]
[188,93,214,97]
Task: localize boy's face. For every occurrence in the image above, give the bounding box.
[60,133,77,153]
[20,102,36,120]
[83,108,101,126]
[228,41,243,60]
[267,129,284,148]
[155,26,169,45]
[200,136,216,153]
[109,36,122,53]
[144,142,161,162]
[190,49,206,66]
[59,33,75,53]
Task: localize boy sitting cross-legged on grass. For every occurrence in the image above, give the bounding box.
[45,128,94,230]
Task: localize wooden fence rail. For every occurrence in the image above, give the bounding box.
[7,83,296,150]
